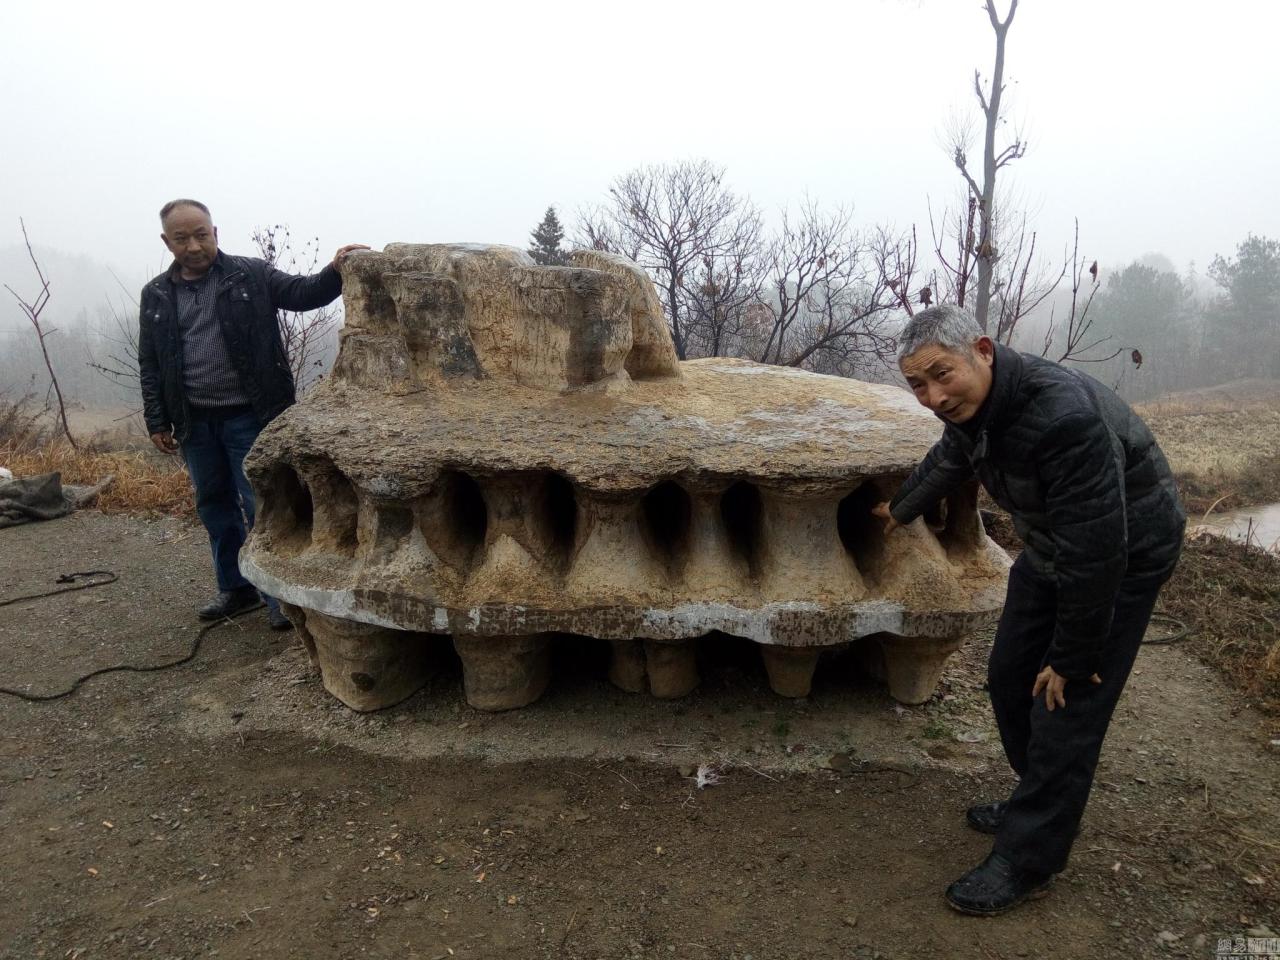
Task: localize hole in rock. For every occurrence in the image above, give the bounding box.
[420,470,489,572]
[937,482,983,554]
[537,473,579,570]
[641,481,692,568]
[549,633,612,691]
[375,503,415,554]
[719,481,764,575]
[837,481,886,583]
[697,632,770,690]
[263,463,314,554]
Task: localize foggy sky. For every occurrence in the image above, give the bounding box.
[1,0,1276,318]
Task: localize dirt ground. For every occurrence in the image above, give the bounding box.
[1,512,1277,960]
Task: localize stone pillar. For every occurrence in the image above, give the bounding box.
[758,488,865,601]
[305,612,431,711]
[566,492,664,601]
[608,639,647,694]
[682,481,750,595]
[470,475,544,586]
[877,634,964,705]
[644,640,699,698]
[453,634,552,711]
[296,461,358,556]
[759,644,823,698]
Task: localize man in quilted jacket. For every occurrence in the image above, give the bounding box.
[875,304,1185,915]
[139,199,367,628]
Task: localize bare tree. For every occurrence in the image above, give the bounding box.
[928,194,976,310]
[575,160,761,360]
[951,0,1025,333]
[876,223,922,319]
[683,230,764,358]
[85,280,143,402]
[753,203,904,376]
[755,202,854,365]
[251,224,342,391]
[4,218,77,449]
[1039,220,1130,364]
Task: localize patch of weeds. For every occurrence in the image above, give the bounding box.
[772,720,791,738]
[922,717,953,740]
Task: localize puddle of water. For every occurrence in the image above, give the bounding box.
[1193,502,1280,553]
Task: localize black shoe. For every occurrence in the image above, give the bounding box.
[266,606,293,631]
[945,852,1054,916]
[198,586,262,621]
[966,801,1008,835]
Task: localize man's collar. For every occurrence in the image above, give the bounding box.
[979,342,1022,434]
[167,250,225,285]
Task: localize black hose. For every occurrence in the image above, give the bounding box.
[1142,612,1191,645]
[0,571,262,702]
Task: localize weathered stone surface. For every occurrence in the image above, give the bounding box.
[241,244,1010,711]
[759,644,824,698]
[301,610,433,711]
[453,634,551,711]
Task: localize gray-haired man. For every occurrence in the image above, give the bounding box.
[875,304,1184,914]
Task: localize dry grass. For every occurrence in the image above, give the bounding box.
[2,439,194,515]
[1136,377,1280,417]
[1139,381,1280,513]
[1,397,192,516]
[1159,533,1280,716]
[1173,449,1280,516]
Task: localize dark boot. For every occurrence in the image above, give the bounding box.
[266,605,293,631]
[966,801,1008,835]
[945,852,1054,916]
[198,586,261,621]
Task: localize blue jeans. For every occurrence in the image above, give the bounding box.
[181,409,276,610]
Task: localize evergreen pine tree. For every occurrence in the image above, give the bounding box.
[528,206,568,266]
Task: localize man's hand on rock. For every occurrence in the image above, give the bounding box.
[331,243,371,268]
[150,431,178,455]
[872,501,901,535]
[1032,664,1102,711]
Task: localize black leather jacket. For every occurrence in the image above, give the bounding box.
[890,343,1185,678]
[138,251,342,442]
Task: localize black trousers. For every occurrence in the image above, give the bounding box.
[988,553,1168,876]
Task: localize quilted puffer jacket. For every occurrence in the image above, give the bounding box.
[889,343,1185,678]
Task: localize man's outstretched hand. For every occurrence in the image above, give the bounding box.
[1032,665,1102,711]
[872,501,901,535]
[331,243,371,268]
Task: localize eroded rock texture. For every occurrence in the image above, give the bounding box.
[242,244,1009,712]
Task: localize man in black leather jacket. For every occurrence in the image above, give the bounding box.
[875,304,1184,915]
[139,199,366,625]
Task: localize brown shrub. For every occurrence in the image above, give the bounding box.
[1155,535,1280,715]
[0,393,47,450]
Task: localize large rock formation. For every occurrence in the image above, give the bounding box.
[241,244,1009,711]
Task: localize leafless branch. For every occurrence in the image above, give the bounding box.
[4,218,77,449]
[251,224,342,391]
